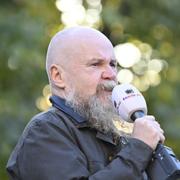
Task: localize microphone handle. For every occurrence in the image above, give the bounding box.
[130,110,145,121]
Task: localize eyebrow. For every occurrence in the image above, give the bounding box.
[88,58,117,64]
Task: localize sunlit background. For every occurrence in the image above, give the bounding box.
[37,0,169,111]
[0,0,180,179]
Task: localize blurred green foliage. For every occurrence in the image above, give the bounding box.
[0,0,180,179]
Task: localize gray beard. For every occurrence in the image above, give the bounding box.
[64,81,121,137]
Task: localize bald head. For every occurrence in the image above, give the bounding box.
[46,26,115,97]
[46,26,112,78]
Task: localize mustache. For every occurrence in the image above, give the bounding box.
[97,80,117,92]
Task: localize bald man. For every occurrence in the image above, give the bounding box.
[7,26,165,180]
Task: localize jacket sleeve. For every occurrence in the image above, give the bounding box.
[90,138,152,180]
[14,118,153,180]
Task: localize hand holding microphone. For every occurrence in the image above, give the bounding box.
[132,115,165,150]
[112,83,165,150]
[112,83,180,180]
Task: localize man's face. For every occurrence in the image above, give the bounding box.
[59,32,120,135]
[49,28,121,135]
[63,35,117,104]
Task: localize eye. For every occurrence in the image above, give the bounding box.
[110,61,117,68]
[91,61,101,66]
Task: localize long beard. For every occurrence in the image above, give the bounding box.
[64,81,127,137]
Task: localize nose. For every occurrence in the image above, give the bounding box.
[101,66,117,81]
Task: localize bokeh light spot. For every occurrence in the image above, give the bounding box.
[114,43,141,68]
[117,69,134,83]
[148,59,163,73]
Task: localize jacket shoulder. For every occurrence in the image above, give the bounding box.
[25,107,73,131]
[6,107,80,179]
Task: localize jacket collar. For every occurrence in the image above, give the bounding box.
[49,95,87,124]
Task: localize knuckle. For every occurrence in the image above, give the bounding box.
[155,121,160,126]
[148,115,155,119]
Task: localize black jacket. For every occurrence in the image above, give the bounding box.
[7,95,153,180]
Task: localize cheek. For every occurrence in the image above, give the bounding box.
[67,65,103,95]
[80,77,100,95]
[76,74,101,95]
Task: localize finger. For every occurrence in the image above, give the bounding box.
[159,132,165,143]
[145,115,155,121]
[160,128,164,134]
[153,121,161,129]
[153,122,164,134]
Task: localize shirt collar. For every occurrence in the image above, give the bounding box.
[49,95,87,124]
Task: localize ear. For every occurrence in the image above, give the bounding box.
[50,64,66,89]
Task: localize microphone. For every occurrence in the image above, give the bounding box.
[112,83,180,180]
[111,83,147,122]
